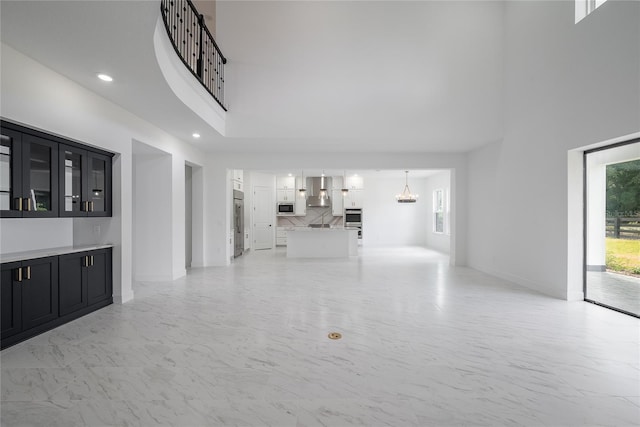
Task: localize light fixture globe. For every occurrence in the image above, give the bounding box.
[396,171,418,203]
[341,170,349,196]
[298,170,307,197]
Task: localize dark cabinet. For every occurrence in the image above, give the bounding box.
[1,262,22,339]
[59,145,111,217]
[1,248,111,349]
[1,120,112,218]
[1,256,58,341]
[87,249,112,305]
[0,128,59,218]
[59,249,112,316]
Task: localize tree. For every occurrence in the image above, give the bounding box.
[606,159,640,216]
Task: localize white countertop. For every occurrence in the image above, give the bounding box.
[1,244,114,263]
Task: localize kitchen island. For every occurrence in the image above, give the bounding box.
[286,228,358,258]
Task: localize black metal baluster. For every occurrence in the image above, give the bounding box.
[160,0,227,110]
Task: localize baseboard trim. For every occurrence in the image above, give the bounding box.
[114,290,134,304]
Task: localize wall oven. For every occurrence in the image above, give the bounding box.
[344,208,362,239]
[277,202,295,216]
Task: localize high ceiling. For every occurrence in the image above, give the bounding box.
[1,0,505,154]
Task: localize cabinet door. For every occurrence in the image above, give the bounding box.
[87,249,111,306]
[86,152,111,217]
[331,189,344,216]
[276,176,295,189]
[346,189,363,208]
[59,252,88,316]
[294,196,306,216]
[276,189,295,202]
[21,135,58,218]
[0,128,23,218]
[59,145,87,217]
[346,176,364,190]
[1,262,22,339]
[21,257,58,330]
[331,176,343,190]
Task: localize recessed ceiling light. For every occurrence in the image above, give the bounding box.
[192,133,201,138]
[287,173,292,177]
[97,73,113,82]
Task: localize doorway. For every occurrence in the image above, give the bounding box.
[253,185,274,250]
[584,140,640,317]
[185,165,193,269]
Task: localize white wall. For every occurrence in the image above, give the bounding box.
[0,44,208,302]
[424,171,451,254]
[361,173,428,247]
[133,144,173,281]
[467,0,640,300]
[1,218,73,253]
[467,141,501,270]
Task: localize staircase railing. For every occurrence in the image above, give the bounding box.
[160,0,227,111]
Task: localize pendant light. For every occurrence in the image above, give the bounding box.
[319,170,328,198]
[298,170,306,197]
[341,170,349,196]
[396,171,418,203]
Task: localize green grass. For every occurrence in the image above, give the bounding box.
[606,238,640,275]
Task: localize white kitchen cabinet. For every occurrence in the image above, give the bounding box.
[331,176,343,190]
[295,177,307,216]
[345,175,364,190]
[295,194,306,216]
[276,227,288,246]
[331,189,344,215]
[344,189,363,208]
[232,169,243,192]
[276,189,295,202]
[276,176,295,189]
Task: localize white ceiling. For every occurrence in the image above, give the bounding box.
[0,0,505,154]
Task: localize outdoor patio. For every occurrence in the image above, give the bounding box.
[586,271,640,316]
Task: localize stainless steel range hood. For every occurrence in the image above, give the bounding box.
[306,176,332,207]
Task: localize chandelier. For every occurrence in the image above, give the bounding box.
[396,171,418,203]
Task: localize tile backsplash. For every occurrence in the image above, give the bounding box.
[277,207,343,227]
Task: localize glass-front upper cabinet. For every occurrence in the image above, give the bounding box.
[87,154,109,215]
[59,145,111,217]
[21,135,58,217]
[0,128,58,218]
[0,129,22,217]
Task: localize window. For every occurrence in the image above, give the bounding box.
[445,189,451,235]
[575,0,608,23]
[433,189,445,234]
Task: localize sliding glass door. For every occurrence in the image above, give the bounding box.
[584,140,640,317]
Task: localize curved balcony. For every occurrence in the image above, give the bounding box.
[160,0,227,111]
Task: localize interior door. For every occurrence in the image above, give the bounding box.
[253,185,273,250]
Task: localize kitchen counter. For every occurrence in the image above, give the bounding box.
[1,244,114,263]
[286,228,358,258]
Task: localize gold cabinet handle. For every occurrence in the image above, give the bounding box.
[90,255,94,266]
[15,268,22,282]
[83,255,88,267]
[25,197,31,212]
[15,197,23,211]
[90,201,94,212]
[25,266,31,280]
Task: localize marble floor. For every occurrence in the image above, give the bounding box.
[2,247,639,426]
[586,271,640,316]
